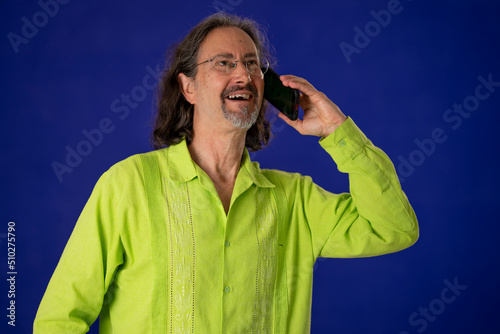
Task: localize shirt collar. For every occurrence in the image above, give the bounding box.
[165,140,197,182]
[240,148,275,188]
[165,139,275,188]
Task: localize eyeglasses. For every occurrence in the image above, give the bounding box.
[197,55,269,76]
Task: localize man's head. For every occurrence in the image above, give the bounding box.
[152,13,273,151]
[182,26,265,132]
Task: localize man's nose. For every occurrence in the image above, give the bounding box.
[232,61,252,83]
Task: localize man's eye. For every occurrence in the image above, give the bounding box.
[246,59,259,66]
[215,60,231,67]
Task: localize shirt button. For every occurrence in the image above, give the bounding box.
[224,286,231,294]
[225,240,230,247]
[339,139,346,147]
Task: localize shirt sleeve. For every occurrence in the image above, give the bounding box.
[289,117,419,259]
[33,166,126,333]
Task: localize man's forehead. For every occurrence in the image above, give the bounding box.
[199,26,258,58]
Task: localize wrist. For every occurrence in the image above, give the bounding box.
[322,115,348,138]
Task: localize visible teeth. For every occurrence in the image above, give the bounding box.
[228,94,250,100]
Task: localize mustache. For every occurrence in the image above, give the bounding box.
[221,84,258,98]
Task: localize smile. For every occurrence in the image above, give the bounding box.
[226,93,252,101]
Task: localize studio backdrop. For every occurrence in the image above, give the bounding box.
[1,0,500,333]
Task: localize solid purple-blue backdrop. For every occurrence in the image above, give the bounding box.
[2,0,500,333]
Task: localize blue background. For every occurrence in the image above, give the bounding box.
[2,0,500,333]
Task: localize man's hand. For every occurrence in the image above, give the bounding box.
[278,75,347,138]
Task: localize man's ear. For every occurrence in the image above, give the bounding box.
[178,73,196,105]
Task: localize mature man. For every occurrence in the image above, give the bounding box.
[34,13,418,334]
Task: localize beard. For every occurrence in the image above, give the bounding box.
[221,84,260,129]
[221,102,260,129]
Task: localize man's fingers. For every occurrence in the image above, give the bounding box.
[280,75,319,96]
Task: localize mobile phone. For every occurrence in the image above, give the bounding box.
[264,68,300,121]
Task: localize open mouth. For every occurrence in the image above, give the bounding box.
[225,93,252,101]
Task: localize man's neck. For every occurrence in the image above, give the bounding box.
[187,125,247,214]
[188,131,246,180]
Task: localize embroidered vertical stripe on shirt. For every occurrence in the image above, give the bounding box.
[253,188,277,333]
[166,179,196,334]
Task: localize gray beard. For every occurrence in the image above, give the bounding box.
[221,102,259,129]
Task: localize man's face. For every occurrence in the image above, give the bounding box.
[188,26,265,130]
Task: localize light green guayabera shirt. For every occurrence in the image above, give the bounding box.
[34,117,418,333]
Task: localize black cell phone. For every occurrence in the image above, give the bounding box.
[264,68,300,121]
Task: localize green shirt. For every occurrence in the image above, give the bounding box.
[34,118,418,333]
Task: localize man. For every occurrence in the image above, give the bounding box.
[34,13,418,334]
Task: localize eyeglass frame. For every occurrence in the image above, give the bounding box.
[196,54,270,76]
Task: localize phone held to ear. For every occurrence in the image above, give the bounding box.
[264,68,300,121]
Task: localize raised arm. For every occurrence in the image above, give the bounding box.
[276,74,418,258]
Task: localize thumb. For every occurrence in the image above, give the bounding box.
[278,112,303,133]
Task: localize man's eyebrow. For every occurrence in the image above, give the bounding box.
[212,52,259,59]
[213,53,234,58]
[244,52,258,58]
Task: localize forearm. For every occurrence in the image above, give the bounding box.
[317,117,418,257]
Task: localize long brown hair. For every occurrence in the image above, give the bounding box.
[151,13,274,151]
